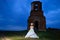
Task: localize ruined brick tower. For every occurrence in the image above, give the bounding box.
[28,0,46,31]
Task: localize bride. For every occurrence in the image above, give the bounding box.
[25,23,39,38]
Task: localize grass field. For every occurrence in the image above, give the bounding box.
[0,30,60,40]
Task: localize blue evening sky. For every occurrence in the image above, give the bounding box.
[0,0,60,31]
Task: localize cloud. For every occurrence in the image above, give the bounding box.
[0,15,3,18]
[47,20,59,25]
[0,25,27,31]
[46,9,60,26]
[0,15,5,21]
[46,9,60,17]
[7,25,27,30]
[12,0,29,13]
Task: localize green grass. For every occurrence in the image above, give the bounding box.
[0,30,60,40]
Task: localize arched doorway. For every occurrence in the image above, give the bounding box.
[34,21,38,31]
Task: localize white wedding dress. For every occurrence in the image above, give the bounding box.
[25,23,39,38]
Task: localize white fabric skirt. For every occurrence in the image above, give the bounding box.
[25,28,39,38]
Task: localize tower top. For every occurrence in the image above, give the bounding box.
[31,0,42,11]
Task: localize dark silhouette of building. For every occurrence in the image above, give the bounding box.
[28,0,46,31]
